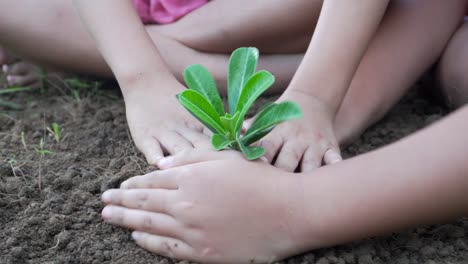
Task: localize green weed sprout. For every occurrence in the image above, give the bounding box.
[34,138,54,156]
[47,123,61,143]
[177,47,303,160]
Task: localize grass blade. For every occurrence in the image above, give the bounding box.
[0,87,32,95]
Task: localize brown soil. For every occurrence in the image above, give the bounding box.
[0,80,467,264]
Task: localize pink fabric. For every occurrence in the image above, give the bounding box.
[133,0,208,24]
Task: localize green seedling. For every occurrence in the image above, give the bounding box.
[47,122,61,143]
[177,47,303,160]
[34,138,54,156]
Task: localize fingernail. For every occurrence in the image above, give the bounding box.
[329,154,342,164]
[260,156,268,163]
[132,231,141,240]
[101,206,113,221]
[101,191,112,203]
[149,156,164,166]
[158,156,173,168]
[2,64,8,73]
[120,181,129,189]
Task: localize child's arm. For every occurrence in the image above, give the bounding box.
[301,106,468,247]
[287,1,389,112]
[259,1,390,172]
[73,0,208,165]
[73,0,173,90]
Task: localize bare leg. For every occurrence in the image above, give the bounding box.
[436,20,468,109]
[0,0,305,92]
[334,0,466,145]
[1,0,464,145]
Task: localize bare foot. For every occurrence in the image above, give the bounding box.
[1,47,42,89]
[248,90,342,172]
[2,61,42,89]
[101,149,316,263]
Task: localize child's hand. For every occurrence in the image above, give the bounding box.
[102,158,316,263]
[252,91,342,172]
[123,80,211,166]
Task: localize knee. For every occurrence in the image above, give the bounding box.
[437,24,468,109]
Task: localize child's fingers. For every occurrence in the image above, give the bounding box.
[102,189,175,214]
[132,232,194,261]
[323,148,342,165]
[202,127,212,137]
[273,141,306,172]
[159,132,193,155]
[140,139,164,166]
[258,135,283,164]
[175,126,211,149]
[101,205,180,238]
[242,118,254,133]
[157,148,242,170]
[120,170,179,190]
[301,147,322,172]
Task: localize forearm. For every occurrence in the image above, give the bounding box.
[300,106,468,248]
[288,0,389,113]
[73,0,175,94]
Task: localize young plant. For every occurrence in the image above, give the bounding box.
[47,122,62,143]
[34,138,54,156]
[177,47,303,160]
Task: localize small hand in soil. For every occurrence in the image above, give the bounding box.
[123,82,210,166]
[249,90,342,172]
[1,46,42,89]
[102,149,312,263]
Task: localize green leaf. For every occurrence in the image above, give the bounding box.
[242,102,302,145]
[0,86,32,95]
[233,70,275,132]
[228,47,259,114]
[220,111,240,137]
[238,141,265,160]
[183,64,225,116]
[211,134,234,151]
[242,127,274,146]
[177,90,226,134]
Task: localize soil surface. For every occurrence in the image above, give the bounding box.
[0,79,467,264]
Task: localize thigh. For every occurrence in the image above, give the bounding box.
[436,20,468,109]
[153,0,323,53]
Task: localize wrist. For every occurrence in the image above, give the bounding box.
[279,89,337,121]
[118,70,182,98]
